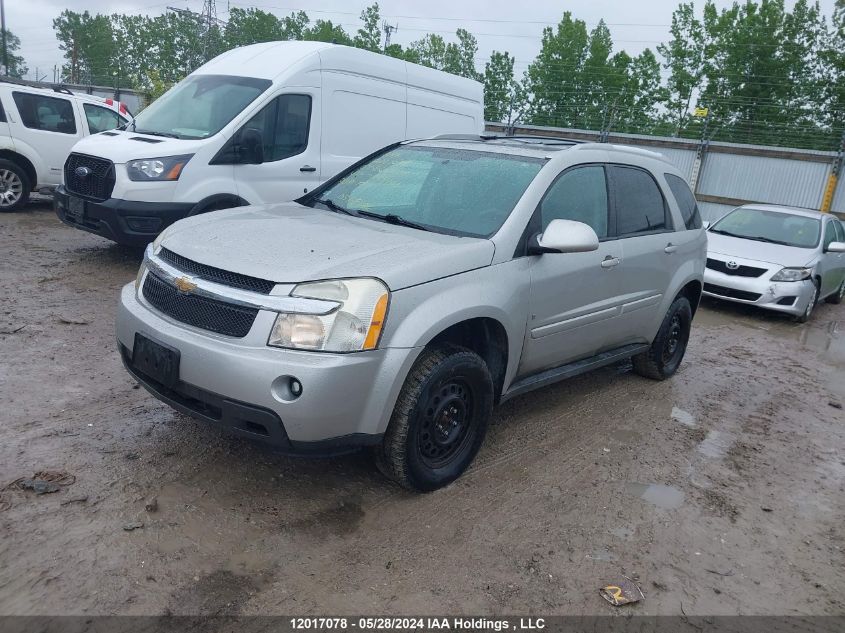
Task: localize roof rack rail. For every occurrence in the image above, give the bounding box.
[499,134,586,145]
[1,75,76,96]
[433,133,585,145]
[52,85,74,95]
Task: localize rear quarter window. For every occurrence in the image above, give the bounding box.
[665,173,702,230]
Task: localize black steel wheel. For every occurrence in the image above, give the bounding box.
[633,296,693,380]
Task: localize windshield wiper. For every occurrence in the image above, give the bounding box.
[314,197,359,216]
[133,129,181,139]
[356,210,431,232]
[709,229,743,238]
[746,235,792,246]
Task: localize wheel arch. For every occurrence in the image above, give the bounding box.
[0,150,37,192]
[188,193,249,216]
[676,278,703,317]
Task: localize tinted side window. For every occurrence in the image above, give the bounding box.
[0,97,5,123]
[823,220,837,249]
[540,165,608,238]
[83,103,121,134]
[241,94,310,162]
[834,220,845,243]
[609,165,670,236]
[12,92,77,134]
[665,173,702,230]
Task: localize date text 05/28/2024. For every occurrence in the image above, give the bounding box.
[289,618,546,631]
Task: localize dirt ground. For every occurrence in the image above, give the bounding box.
[0,200,843,617]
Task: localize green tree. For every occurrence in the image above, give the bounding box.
[1,29,28,78]
[657,3,706,135]
[53,10,118,84]
[483,50,522,123]
[303,20,352,45]
[354,3,382,52]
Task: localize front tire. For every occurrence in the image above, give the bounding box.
[376,345,494,492]
[0,160,30,212]
[632,296,692,380]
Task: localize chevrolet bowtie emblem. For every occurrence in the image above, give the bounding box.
[174,276,198,293]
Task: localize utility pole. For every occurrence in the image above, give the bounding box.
[382,21,397,52]
[820,129,845,214]
[71,33,78,83]
[689,106,711,194]
[1,0,8,76]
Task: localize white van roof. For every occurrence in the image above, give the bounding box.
[194,41,482,102]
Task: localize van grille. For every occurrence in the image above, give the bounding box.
[64,153,115,201]
[142,272,258,338]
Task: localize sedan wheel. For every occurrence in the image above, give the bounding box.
[796,282,819,323]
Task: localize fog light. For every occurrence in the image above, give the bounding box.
[290,378,303,397]
[126,217,163,232]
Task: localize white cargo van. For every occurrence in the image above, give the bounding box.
[55,41,484,246]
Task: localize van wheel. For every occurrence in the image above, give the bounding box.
[0,160,30,212]
[376,345,494,492]
[632,296,692,381]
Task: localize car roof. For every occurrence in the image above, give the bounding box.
[739,204,827,220]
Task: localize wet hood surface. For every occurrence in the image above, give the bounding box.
[71,130,210,164]
[160,203,495,290]
[706,231,817,267]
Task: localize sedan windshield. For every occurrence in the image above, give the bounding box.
[710,207,821,249]
[307,144,546,237]
[131,75,271,140]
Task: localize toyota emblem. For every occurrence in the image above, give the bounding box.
[74,166,91,179]
[726,261,740,270]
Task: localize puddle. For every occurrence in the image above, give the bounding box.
[625,482,685,510]
[610,525,635,540]
[697,429,736,460]
[585,549,616,561]
[671,407,697,428]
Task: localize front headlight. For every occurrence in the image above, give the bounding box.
[268,279,389,352]
[771,267,812,282]
[127,154,193,181]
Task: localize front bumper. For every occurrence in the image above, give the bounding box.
[702,263,815,316]
[117,283,420,453]
[55,185,194,247]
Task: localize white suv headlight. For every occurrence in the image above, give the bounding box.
[771,267,812,282]
[268,278,389,352]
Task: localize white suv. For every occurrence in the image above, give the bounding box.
[0,79,131,211]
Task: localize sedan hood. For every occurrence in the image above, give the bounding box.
[159,203,495,290]
[707,231,816,267]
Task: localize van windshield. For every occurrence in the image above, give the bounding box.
[131,74,271,140]
[307,144,546,238]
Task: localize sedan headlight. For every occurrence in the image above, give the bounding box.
[771,267,812,282]
[268,279,389,352]
[127,154,193,181]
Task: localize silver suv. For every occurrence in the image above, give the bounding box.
[117,135,707,491]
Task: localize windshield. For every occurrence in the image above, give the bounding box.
[307,144,546,237]
[131,74,271,140]
[710,207,821,249]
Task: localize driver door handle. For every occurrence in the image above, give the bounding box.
[300,165,316,172]
[664,243,678,254]
[601,255,621,268]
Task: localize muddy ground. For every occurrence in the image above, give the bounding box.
[0,201,843,617]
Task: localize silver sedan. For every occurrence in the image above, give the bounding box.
[703,205,845,322]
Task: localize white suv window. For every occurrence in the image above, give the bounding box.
[83,103,121,134]
[12,91,77,134]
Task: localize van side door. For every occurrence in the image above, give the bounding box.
[10,91,82,186]
[231,91,320,204]
[519,164,625,377]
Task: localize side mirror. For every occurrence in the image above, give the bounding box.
[826,241,845,254]
[530,219,599,254]
[238,127,264,164]
[702,221,711,229]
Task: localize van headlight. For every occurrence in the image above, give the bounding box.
[771,267,812,282]
[127,154,193,181]
[268,279,389,352]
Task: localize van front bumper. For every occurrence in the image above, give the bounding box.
[55,186,194,247]
[116,283,420,455]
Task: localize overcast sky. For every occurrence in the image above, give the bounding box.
[7,0,839,81]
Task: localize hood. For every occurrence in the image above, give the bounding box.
[706,231,817,267]
[159,203,496,290]
[70,130,210,164]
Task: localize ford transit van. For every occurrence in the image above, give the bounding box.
[54,41,484,246]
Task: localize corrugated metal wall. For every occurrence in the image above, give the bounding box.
[485,123,844,220]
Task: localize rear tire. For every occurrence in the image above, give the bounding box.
[0,160,30,212]
[825,278,844,305]
[632,296,692,381]
[376,344,494,492]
